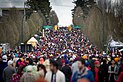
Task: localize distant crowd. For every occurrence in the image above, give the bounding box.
[0,27,123,82]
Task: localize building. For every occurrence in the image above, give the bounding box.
[0,0,27,16]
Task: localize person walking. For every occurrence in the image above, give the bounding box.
[45,60,65,82]
[16,54,26,67]
[72,58,94,82]
[61,60,72,82]
[20,65,36,82]
[93,61,101,82]
[10,65,25,82]
[108,59,118,82]
[37,64,47,78]
[0,55,8,82]
[3,60,16,82]
[118,60,123,75]
[117,72,123,82]
[72,59,79,77]
[99,60,109,82]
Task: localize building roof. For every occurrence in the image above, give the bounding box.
[0,0,27,9]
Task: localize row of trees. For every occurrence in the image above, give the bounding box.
[26,0,51,14]
[73,0,123,18]
[26,0,59,26]
[73,0,96,8]
[72,0,96,16]
[72,0,123,50]
[97,0,123,17]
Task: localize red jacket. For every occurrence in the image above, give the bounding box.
[117,72,123,82]
[95,67,99,82]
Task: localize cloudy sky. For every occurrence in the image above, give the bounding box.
[50,0,75,26]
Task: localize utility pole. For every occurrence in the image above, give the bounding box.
[22,2,26,42]
[102,10,105,51]
[102,1,105,51]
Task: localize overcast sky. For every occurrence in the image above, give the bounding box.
[50,0,75,26]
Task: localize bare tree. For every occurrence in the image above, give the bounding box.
[49,10,59,26]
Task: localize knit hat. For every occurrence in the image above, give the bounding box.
[8,60,13,65]
[114,57,120,62]
[94,61,100,65]
[82,55,87,59]
[2,55,7,62]
[61,59,65,64]
[25,65,33,72]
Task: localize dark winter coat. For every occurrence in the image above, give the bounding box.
[61,65,72,82]
[0,62,8,82]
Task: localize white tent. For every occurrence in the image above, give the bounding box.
[109,40,123,48]
[119,49,123,52]
[27,37,38,47]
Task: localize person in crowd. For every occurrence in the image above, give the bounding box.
[99,60,109,82]
[2,27,123,82]
[118,59,123,75]
[26,58,34,65]
[10,65,25,82]
[72,58,79,77]
[93,60,101,82]
[16,54,26,67]
[117,72,123,82]
[20,65,36,82]
[45,60,65,82]
[61,59,72,82]
[13,53,19,67]
[43,59,50,72]
[108,59,118,82]
[3,60,16,82]
[37,57,45,64]
[72,58,94,82]
[32,65,41,80]
[37,64,47,78]
[0,55,8,82]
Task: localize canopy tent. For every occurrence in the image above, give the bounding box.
[119,49,123,52]
[34,34,40,42]
[73,26,80,29]
[42,26,53,29]
[27,37,38,47]
[109,40,123,48]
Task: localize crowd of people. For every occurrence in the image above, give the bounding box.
[0,27,123,82]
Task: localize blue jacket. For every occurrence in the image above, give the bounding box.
[72,69,94,82]
[0,62,8,81]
